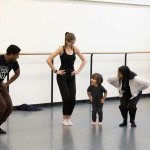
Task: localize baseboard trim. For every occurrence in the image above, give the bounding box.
[13,93,150,109]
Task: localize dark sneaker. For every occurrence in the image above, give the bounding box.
[131,122,137,127]
[119,122,127,127]
[0,128,6,134]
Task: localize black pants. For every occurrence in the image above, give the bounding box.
[120,91,142,109]
[57,71,76,116]
[0,85,13,126]
[119,91,142,123]
[92,101,103,122]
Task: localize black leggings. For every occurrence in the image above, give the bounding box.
[92,101,103,122]
[120,91,142,109]
[57,73,76,116]
[119,91,142,123]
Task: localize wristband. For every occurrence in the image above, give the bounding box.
[54,70,57,73]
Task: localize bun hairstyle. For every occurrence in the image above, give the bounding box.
[65,32,70,36]
[65,32,76,45]
[91,73,103,86]
[118,65,137,79]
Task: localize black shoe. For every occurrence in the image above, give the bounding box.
[131,122,137,127]
[0,128,6,134]
[119,122,127,127]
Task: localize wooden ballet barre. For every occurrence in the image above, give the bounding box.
[19,51,150,55]
[1,51,150,55]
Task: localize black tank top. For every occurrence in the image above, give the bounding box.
[59,46,76,70]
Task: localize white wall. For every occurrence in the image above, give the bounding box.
[0,0,150,105]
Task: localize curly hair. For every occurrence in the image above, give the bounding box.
[91,73,103,86]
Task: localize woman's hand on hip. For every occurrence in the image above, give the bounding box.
[57,70,66,75]
[71,70,79,76]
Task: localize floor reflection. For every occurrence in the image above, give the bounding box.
[90,126,103,150]
[119,127,136,150]
[62,126,75,150]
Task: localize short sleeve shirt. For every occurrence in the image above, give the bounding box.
[0,55,19,83]
[87,85,107,101]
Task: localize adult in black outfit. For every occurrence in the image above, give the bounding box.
[46,32,86,126]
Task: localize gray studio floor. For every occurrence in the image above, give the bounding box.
[0,97,150,150]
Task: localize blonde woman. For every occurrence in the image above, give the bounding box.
[46,32,86,126]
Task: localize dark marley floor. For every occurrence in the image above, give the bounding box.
[0,97,150,150]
